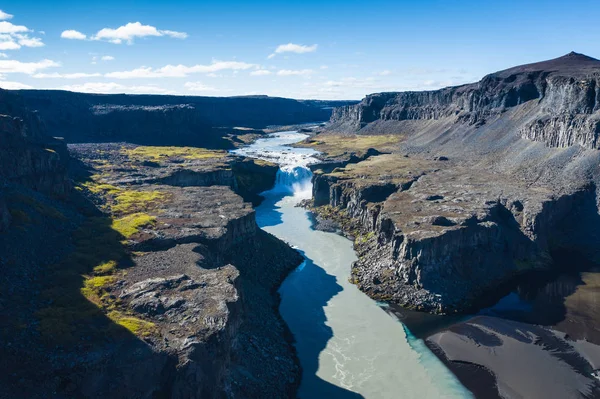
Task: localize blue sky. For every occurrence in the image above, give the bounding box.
[1,0,599,99]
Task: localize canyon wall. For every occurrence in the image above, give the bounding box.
[314,52,600,313]
[16,90,355,148]
[330,52,600,150]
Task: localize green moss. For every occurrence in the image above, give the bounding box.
[93,260,117,275]
[112,190,167,214]
[84,275,116,288]
[111,212,156,238]
[124,146,226,161]
[82,182,121,195]
[108,311,156,337]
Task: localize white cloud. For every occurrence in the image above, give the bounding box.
[0,80,32,89]
[378,70,392,76]
[0,52,7,58]
[161,30,188,39]
[0,20,44,50]
[0,21,28,34]
[101,55,114,61]
[17,36,44,48]
[320,65,328,70]
[106,60,258,79]
[0,59,59,74]
[33,72,102,79]
[277,69,314,76]
[184,81,218,92]
[91,22,187,44]
[250,69,271,76]
[59,82,172,94]
[0,10,13,21]
[61,30,86,40]
[0,41,19,50]
[269,43,317,58]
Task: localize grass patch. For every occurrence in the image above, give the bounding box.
[299,134,402,156]
[108,311,156,337]
[82,182,121,195]
[112,190,167,214]
[124,146,227,161]
[36,216,129,346]
[111,212,156,238]
[93,260,117,275]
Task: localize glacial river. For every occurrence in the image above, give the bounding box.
[233,131,472,399]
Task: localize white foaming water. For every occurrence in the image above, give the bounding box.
[234,131,473,398]
[232,131,318,197]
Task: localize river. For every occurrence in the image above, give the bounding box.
[233,131,472,398]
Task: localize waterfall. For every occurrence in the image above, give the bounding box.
[273,164,313,197]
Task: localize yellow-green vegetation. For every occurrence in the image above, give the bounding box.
[108,311,156,336]
[111,212,156,238]
[36,216,131,346]
[356,231,375,245]
[93,260,117,275]
[84,275,116,288]
[124,145,227,161]
[299,134,403,156]
[112,190,167,214]
[81,181,121,195]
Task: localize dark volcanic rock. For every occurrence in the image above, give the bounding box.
[0,108,70,196]
[15,90,356,148]
[329,52,600,150]
[310,52,600,313]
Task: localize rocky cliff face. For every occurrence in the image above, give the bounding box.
[311,154,599,312]
[15,90,355,148]
[310,53,600,313]
[0,90,71,198]
[330,52,600,150]
[0,142,302,399]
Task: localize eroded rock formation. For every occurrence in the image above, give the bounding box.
[312,52,600,313]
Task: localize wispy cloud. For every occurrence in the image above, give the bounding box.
[106,60,257,78]
[59,82,173,94]
[0,16,45,50]
[0,59,59,74]
[0,10,13,21]
[101,55,114,61]
[250,69,271,76]
[92,22,187,44]
[277,69,314,76]
[33,72,101,79]
[268,43,317,59]
[184,81,219,92]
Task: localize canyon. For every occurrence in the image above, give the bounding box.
[2,51,600,398]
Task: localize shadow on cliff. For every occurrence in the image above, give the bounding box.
[480,188,600,343]
[281,249,364,399]
[1,157,177,398]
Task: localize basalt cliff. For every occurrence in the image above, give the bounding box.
[15,90,354,148]
[0,89,317,398]
[310,52,600,313]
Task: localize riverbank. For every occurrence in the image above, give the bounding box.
[236,131,473,398]
[295,133,600,398]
